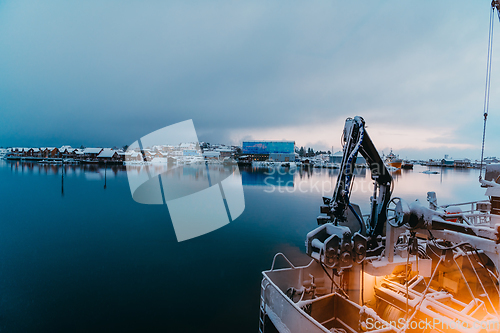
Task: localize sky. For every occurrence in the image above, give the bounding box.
[1,0,500,160]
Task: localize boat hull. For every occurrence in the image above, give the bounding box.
[388,161,402,169]
[260,260,398,333]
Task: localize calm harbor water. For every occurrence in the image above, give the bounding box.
[0,160,488,332]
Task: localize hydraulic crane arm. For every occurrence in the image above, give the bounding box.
[329,116,392,237]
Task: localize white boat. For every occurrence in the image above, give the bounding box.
[62,158,80,164]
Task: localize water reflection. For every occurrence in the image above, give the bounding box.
[0,159,490,332]
[3,160,485,208]
[124,162,245,242]
[239,165,368,188]
[126,163,240,203]
[6,160,126,177]
[61,163,64,196]
[241,167,294,187]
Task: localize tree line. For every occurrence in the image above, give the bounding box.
[296,147,331,157]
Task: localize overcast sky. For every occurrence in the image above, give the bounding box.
[1,0,499,160]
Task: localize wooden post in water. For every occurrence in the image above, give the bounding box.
[61,159,64,197]
[104,161,107,189]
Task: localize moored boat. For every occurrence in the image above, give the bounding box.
[259,117,500,333]
[385,149,402,169]
[401,161,413,169]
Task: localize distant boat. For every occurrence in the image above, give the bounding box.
[401,160,413,169]
[385,149,402,169]
[62,158,79,164]
[237,155,252,166]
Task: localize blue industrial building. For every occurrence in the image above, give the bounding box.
[242,141,295,162]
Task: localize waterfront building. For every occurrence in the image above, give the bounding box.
[441,158,455,167]
[179,143,197,150]
[216,148,233,159]
[203,151,220,160]
[183,149,201,156]
[125,151,143,161]
[82,148,103,159]
[42,147,60,158]
[241,141,295,162]
[329,151,366,166]
[485,157,499,164]
[97,149,122,163]
[75,149,84,159]
[60,147,77,159]
[330,151,343,164]
[454,158,471,168]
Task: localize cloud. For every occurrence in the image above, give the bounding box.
[0,0,497,160]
